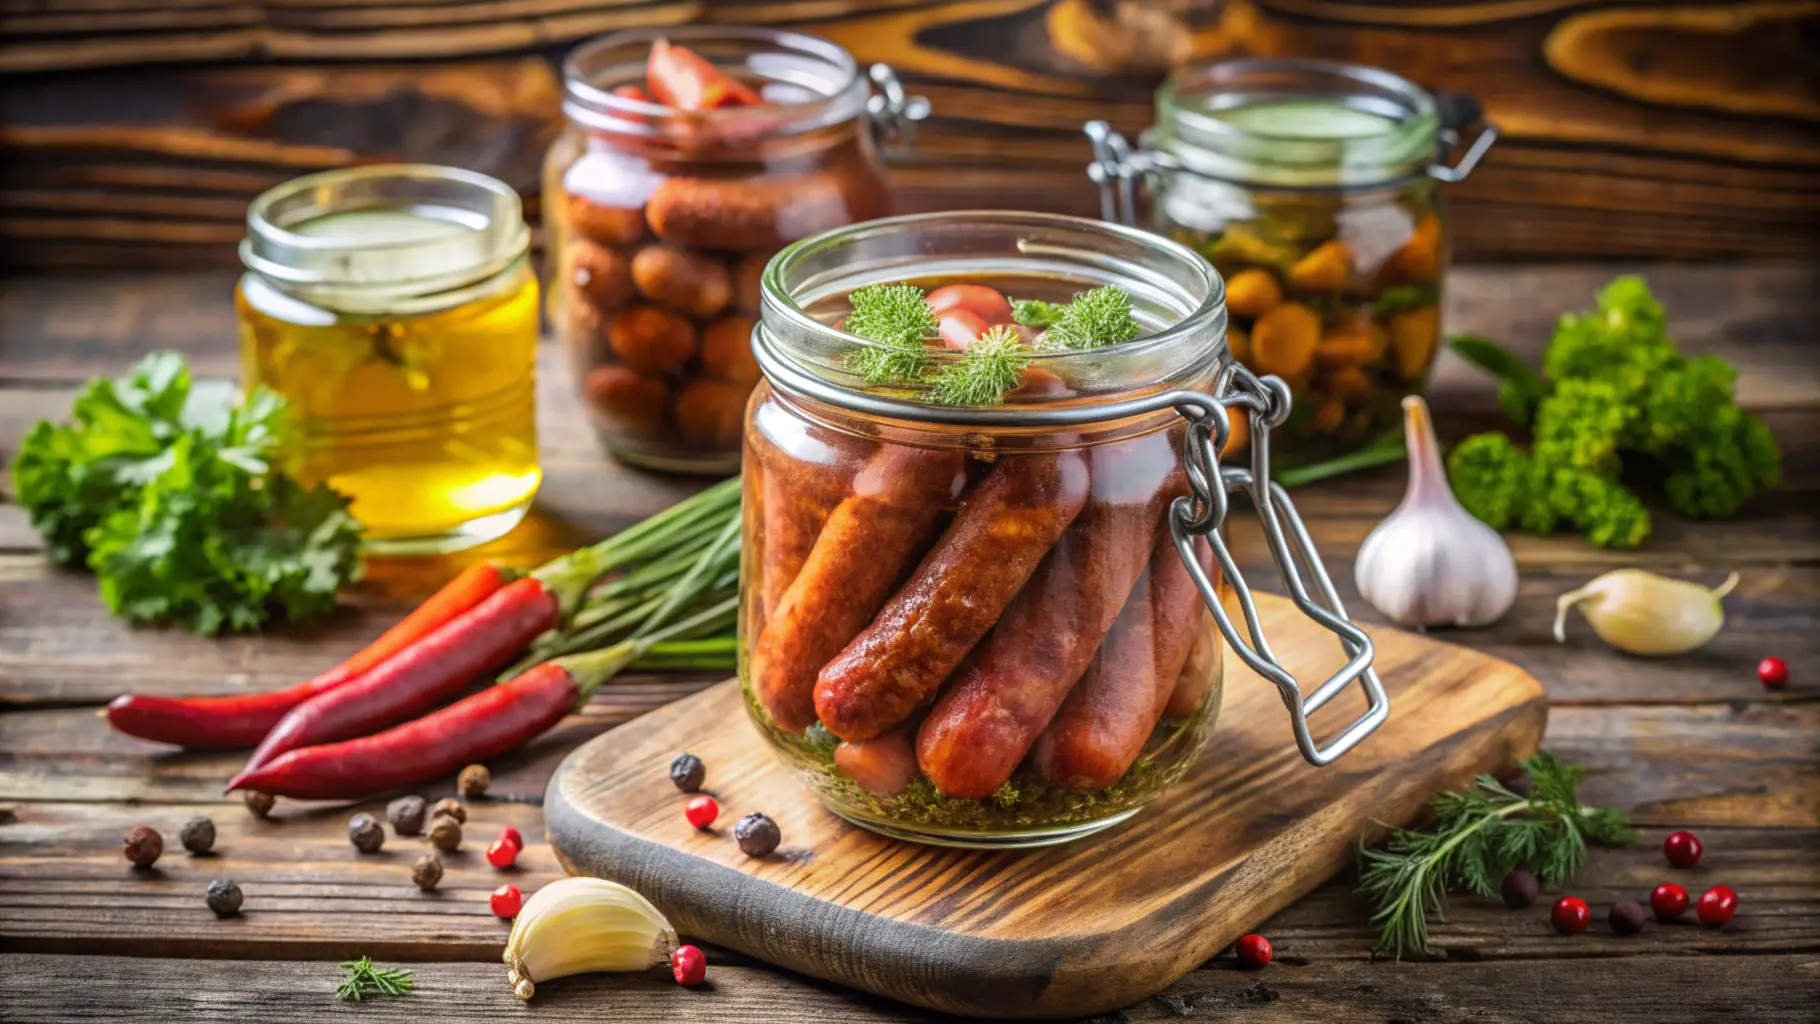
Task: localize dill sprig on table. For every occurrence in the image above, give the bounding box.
[1357,750,1633,960]
[928,325,1033,406]
[336,957,415,1001]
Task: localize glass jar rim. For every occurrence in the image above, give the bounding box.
[561,25,868,139]
[755,210,1228,423]
[1156,57,1440,188]
[239,163,529,310]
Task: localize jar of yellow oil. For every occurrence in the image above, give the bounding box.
[237,165,542,554]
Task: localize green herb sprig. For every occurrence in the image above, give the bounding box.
[1038,284,1140,350]
[337,957,414,1001]
[1358,751,1632,960]
[927,325,1033,407]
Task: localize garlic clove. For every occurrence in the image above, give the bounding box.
[1355,396,1519,628]
[1553,569,1739,656]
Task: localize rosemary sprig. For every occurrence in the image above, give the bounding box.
[336,957,415,1001]
[927,324,1032,406]
[1357,750,1633,960]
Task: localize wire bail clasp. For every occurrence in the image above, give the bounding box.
[1168,367,1390,766]
[1084,120,1148,226]
[866,64,930,155]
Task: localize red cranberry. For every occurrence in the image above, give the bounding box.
[1758,657,1788,690]
[1235,934,1273,969]
[672,944,707,986]
[490,883,522,918]
[1551,896,1590,934]
[1608,900,1647,935]
[685,795,719,830]
[497,825,525,852]
[1696,885,1737,927]
[1651,883,1690,921]
[1663,830,1703,868]
[486,837,518,870]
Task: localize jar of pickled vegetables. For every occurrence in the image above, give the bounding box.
[1085,59,1498,464]
[238,164,541,554]
[546,27,925,474]
[740,211,1389,847]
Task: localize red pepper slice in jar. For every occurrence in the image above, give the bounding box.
[647,38,763,111]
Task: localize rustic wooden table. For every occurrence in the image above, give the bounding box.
[2,265,1816,1022]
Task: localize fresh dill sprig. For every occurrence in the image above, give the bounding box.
[1356,750,1633,960]
[927,324,1033,406]
[1040,284,1141,350]
[840,283,939,385]
[1010,297,1066,327]
[336,957,415,1001]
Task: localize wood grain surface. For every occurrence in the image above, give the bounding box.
[2,1,1816,269]
[1,264,1818,1020]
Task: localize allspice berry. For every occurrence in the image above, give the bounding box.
[124,825,163,868]
[1609,900,1647,936]
[734,812,781,858]
[243,790,275,818]
[428,814,463,853]
[669,753,706,793]
[458,764,491,799]
[206,878,243,917]
[179,816,216,855]
[431,797,466,824]
[412,853,444,892]
[348,812,385,854]
[387,795,428,837]
[1500,868,1539,909]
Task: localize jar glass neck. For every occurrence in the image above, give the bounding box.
[1156,58,1439,189]
[755,211,1228,422]
[562,26,868,143]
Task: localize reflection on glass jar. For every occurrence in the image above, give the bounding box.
[737,212,1387,847]
[545,27,922,474]
[237,165,541,555]
[1086,59,1497,465]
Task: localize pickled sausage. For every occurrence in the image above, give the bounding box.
[834,730,919,796]
[751,445,965,733]
[645,163,888,252]
[814,451,1092,742]
[1029,533,1194,790]
[748,405,871,619]
[915,434,1181,798]
[1162,539,1221,720]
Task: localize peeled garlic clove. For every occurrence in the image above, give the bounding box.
[503,876,677,999]
[1554,569,1739,656]
[1355,395,1519,628]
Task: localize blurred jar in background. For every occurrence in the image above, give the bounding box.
[237,164,541,554]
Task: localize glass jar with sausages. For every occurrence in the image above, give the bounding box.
[545,27,925,474]
[741,211,1389,847]
[1084,59,1498,465]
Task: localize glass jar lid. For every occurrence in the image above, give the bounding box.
[240,164,529,315]
[1155,58,1442,189]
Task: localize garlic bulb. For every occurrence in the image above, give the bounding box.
[1554,569,1739,656]
[1355,395,1519,628]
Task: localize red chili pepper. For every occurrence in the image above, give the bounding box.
[226,643,640,800]
[646,38,762,110]
[229,576,563,785]
[105,563,511,749]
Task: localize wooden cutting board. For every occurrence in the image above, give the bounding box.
[546,593,1547,1018]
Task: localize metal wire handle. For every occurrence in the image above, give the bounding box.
[866,64,930,155]
[1168,365,1390,766]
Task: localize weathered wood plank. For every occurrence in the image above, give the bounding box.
[3,949,1818,1023]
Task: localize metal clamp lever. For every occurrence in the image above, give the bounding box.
[866,64,930,155]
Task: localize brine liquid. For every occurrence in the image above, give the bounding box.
[236,270,543,553]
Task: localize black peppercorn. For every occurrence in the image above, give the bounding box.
[1609,900,1647,936]
[430,797,466,824]
[1500,868,1539,909]
[428,815,463,853]
[669,753,706,792]
[243,790,275,818]
[734,812,781,857]
[206,878,243,917]
[348,812,385,853]
[412,853,443,892]
[458,764,491,799]
[179,816,216,855]
[387,795,428,836]
[124,825,163,868]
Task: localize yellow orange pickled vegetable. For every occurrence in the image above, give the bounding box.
[1323,366,1373,400]
[1287,240,1351,293]
[1313,398,1346,433]
[1315,323,1377,367]
[1380,214,1441,286]
[1249,303,1320,379]
[1223,407,1249,455]
[1226,325,1250,364]
[1388,305,1440,381]
[1225,268,1283,319]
